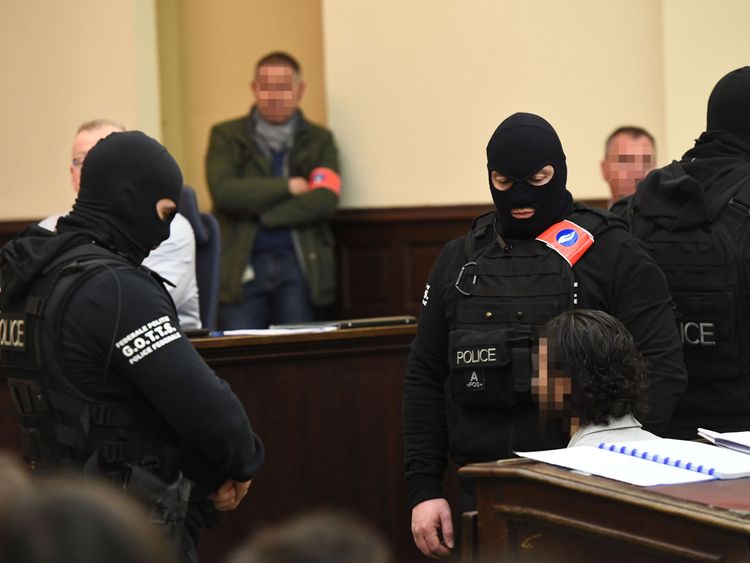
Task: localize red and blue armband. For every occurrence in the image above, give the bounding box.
[308,167,341,196]
[535,219,594,266]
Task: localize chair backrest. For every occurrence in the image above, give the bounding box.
[179,186,220,329]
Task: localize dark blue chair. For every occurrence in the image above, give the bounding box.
[179,186,220,330]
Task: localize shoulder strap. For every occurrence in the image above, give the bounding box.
[464,211,497,260]
[567,203,626,237]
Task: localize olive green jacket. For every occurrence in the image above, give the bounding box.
[206,111,340,306]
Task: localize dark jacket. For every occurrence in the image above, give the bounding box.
[0,226,264,497]
[206,111,340,306]
[622,131,750,436]
[402,206,687,508]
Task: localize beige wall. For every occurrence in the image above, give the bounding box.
[661,0,750,161]
[2,1,749,219]
[323,0,666,207]
[0,0,161,220]
[322,0,749,207]
[157,0,327,210]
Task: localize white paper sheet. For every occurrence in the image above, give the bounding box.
[220,326,338,336]
[516,446,716,486]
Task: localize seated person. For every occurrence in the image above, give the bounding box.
[536,309,660,447]
[40,119,202,330]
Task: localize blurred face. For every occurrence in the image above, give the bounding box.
[532,337,576,435]
[600,133,655,201]
[251,63,305,124]
[70,125,123,193]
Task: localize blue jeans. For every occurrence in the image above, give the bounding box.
[219,253,315,329]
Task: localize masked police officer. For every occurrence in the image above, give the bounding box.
[619,67,750,439]
[402,112,687,558]
[0,131,264,563]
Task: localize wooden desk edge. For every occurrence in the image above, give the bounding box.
[191,324,417,349]
[460,459,750,532]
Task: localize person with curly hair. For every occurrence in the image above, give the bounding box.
[539,309,660,447]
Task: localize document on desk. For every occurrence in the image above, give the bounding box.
[698,428,750,454]
[515,438,750,486]
[218,326,338,336]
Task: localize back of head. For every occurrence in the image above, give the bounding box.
[546,309,648,426]
[707,66,750,142]
[228,511,392,563]
[0,451,31,505]
[0,480,177,563]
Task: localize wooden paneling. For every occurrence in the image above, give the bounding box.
[192,327,425,562]
[1,202,609,319]
[462,459,750,563]
[331,205,494,319]
[0,327,442,563]
[330,202,608,319]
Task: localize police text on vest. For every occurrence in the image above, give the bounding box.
[0,316,25,350]
[456,347,497,365]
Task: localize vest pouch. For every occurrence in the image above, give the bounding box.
[671,289,741,380]
[649,232,745,381]
[448,328,522,409]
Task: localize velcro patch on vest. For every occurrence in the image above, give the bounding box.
[536,220,594,266]
[0,314,26,351]
[452,346,500,368]
[464,370,485,392]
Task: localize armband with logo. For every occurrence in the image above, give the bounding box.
[535,219,594,266]
[308,167,341,196]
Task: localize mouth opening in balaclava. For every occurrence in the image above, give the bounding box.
[486,112,572,239]
[58,130,183,263]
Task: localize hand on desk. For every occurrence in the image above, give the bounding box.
[209,478,252,511]
[411,498,454,558]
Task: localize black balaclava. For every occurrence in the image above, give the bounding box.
[486,112,573,239]
[707,66,750,143]
[57,131,183,264]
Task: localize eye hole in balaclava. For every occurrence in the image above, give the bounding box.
[71,131,183,262]
[486,113,573,239]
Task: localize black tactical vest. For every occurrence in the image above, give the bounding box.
[628,163,750,409]
[0,243,177,477]
[448,206,613,413]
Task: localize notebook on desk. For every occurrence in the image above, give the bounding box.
[517,438,750,487]
[269,315,417,330]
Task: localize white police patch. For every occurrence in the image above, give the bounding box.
[115,316,182,365]
[0,314,25,350]
[422,283,431,307]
